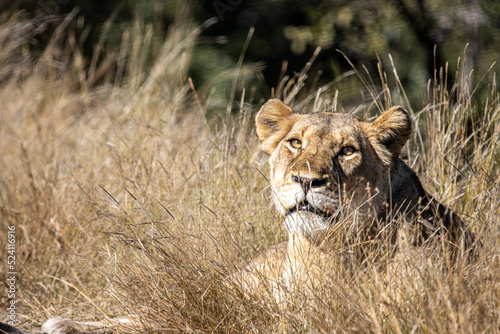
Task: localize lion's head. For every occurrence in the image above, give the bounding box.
[256,99,412,238]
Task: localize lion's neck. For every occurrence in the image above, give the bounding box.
[388,158,428,215]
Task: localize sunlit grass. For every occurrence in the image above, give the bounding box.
[1,6,499,333]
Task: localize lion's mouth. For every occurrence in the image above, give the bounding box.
[286,200,332,219]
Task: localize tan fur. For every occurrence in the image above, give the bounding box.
[240,99,474,297]
[234,234,330,301]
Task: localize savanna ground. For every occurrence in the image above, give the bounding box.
[1,6,500,333]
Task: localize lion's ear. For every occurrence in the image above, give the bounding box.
[367,106,412,164]
[255,99,300,155]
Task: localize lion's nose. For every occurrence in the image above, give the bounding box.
[291,174,328,193]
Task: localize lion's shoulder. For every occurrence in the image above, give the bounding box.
[389,158,428,210]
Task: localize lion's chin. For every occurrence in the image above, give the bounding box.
[284,210,330,236]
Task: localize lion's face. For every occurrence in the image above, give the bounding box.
[256,99,412,237]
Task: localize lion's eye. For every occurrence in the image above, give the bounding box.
[289,139,302,149]
[341,146,355,156]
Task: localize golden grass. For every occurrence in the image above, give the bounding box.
[1,8,500,333]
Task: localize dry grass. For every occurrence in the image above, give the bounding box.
[1,7,500,333]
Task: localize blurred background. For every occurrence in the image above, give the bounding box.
[2,0,499,109]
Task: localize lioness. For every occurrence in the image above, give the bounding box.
[237,99,474,295]
[2,99,474,333]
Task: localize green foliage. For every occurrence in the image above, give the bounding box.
[4,0,499,109]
